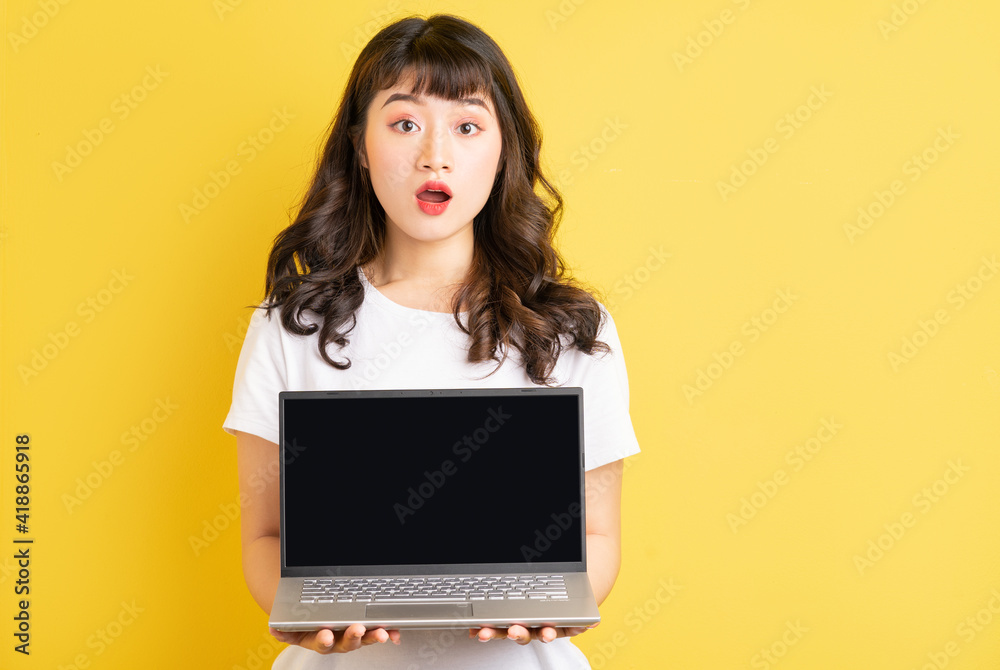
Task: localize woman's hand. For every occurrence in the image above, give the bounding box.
[270,623,400,654]
[468,622,597,644]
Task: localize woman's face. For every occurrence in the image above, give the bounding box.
[362,72,503,247]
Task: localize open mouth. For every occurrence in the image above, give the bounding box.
[416,190,450,203]
[415,180,453,204]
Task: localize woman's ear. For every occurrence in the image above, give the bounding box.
[351,133,369,170]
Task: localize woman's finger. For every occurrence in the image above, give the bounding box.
[359,627,389,646]
[474,626,500,642]
[506,624,532,644]
[333,624,367,652]
[310,628,337,652]
[470,624,593,643]
[270,624,399,653]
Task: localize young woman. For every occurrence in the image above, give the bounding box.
[223,13,640,669]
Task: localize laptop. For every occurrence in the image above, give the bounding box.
[268,387,600,631]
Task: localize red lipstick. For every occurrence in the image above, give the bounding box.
[415,180,452,215]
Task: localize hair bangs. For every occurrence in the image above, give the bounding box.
[376,36,495,105]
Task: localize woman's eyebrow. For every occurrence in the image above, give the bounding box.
[381,92,489,111]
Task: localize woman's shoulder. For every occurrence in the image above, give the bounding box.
[593,302,623,349]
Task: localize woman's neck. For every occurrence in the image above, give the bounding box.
[363,230,474,313]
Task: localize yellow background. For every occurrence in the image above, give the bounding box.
[3,0,999,668]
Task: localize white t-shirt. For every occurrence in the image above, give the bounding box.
[222,267,642,669]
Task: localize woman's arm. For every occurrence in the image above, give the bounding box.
[234,430,399,652]
[584,459,625,605]
[235,430,283,613]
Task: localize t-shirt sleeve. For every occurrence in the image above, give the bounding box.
[222,305,288,446]
[576,306,642,471]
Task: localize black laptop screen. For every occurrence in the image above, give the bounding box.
[280,390,584,570]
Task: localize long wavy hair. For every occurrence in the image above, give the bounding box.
[257,13,609,385]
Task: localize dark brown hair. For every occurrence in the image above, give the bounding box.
[257,13,608,385]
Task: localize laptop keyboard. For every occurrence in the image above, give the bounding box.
[300,575,569,603]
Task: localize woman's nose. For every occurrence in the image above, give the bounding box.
[419,124,452,172]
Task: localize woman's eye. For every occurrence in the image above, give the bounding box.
[389,119,417,134]
[392,120,480,135]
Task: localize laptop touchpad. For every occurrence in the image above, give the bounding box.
[365,603,473,618]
